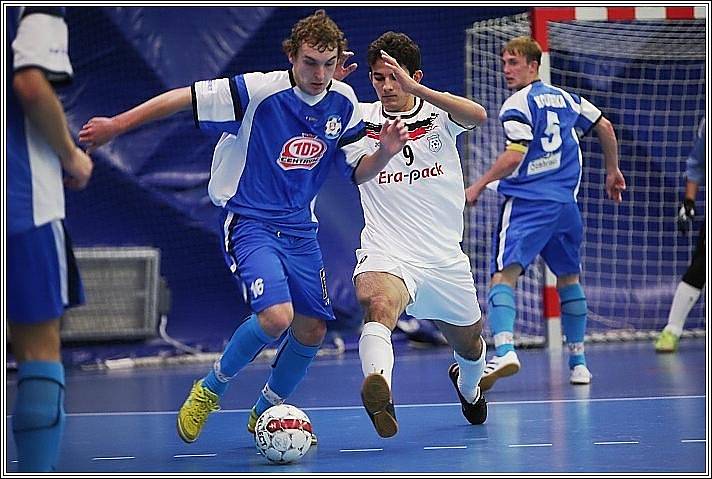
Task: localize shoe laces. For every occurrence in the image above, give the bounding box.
[187,388,219,425]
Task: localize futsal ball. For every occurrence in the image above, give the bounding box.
[254,404,313,464]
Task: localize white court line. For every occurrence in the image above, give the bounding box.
[174,453,217,458]
[508,443,552,448]
[340,448,383,453]
[423,445,467,450]
[594,441,639,445]
[39,394,703,418]
[91,456,135,461]
[681,439,706,443]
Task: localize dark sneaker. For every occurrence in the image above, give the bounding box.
[448,363,487,425]
[360,373,398,438]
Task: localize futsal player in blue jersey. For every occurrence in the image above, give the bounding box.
[466,36,626,390]
[79,10,408,444]
[655,119,706,353]
[7,7,94,472]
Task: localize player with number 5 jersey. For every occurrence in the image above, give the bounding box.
[466,36,626,391]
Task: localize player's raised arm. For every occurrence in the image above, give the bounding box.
[380,50,486,128]
[465,147,525,206]
[79,86,192,152]
[353,119,408,184]
[593,116,626,203]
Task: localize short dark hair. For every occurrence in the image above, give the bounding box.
[502,36,542,66]
[367,31,421,75]
[282,9,347,58]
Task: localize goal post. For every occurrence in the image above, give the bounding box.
[464,6,707,347]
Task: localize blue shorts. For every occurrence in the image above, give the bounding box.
[491,197,582,277]
[219,212,335,321]
[7,220,85,323]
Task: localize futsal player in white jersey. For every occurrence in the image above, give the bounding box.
[467,36,626,391]
[80,11,408,446]
[337,32,489,437]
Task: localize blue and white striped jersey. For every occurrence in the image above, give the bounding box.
[495,80,601,203]
[192,71,367,237]
[7,7,74,235]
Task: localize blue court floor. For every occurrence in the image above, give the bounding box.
[5,338,709,473]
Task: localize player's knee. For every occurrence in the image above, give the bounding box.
[682,261,705,289]
[291,321,327,346]
[559,283,587,316]
[13,379,64,432]
[362,294,399,325]
[258,307,293,337]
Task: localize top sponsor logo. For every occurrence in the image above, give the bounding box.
[277,134,327,170]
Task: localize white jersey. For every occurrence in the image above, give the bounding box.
[353,98,473,267]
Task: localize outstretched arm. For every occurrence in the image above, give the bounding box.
[14,68,93,190]
[79,87,192,152]
[594,116,626,203]
[353,119,409,184]
[380,50,486,128]
[465,148,524,206]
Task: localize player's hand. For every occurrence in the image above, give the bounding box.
[380,50,420,95]
[378,119,409,158]
[79,117,119,153]
[333,50,358,82]
[62,146,93,190]
[465,184,484,207]
[677,198,696,234]
[605,168,626,203]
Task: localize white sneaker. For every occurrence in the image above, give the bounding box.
[479,351,521,391]
[570,364,592,385]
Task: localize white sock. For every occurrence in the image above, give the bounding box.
[664,281,702,337]
[359,321,394,387]
[454,337,486,403]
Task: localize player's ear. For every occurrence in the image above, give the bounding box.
[413,70,423,84]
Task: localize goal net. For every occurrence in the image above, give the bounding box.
[464,8,706,344]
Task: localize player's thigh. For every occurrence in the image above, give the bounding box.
[7,221,77,325]
[406,255,481,327]
[229,225,292,314]
[540,202,583,277]
[490,197,560,276]
[9,320,61,362]
[282,236,336,322]
[353,250,411,327]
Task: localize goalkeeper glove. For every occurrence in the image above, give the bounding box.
[677,198,696,234]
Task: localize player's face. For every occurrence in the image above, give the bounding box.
[290,43,338,96]
[369,58,415,112]
[502,51,538,90]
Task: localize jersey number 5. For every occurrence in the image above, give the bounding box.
[542,111,562,152]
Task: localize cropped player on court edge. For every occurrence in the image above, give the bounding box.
[336,31,489,437]
[80,10,408,445]
[467,36,626,390]
[655,118,705,353]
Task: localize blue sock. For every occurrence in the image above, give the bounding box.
[254,328,320,416]
[203,314,278,397]
[560,283,588,369]
[488,284,516,357]
[12,361,66,472]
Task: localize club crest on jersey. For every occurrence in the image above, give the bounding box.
[324,115,342,139]
[277,134,327,170]
[427,133,442,152]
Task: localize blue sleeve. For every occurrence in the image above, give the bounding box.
[191,75,246,134]
[685,132,705,185]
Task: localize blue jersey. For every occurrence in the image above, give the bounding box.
[685,118,705,185]
[495,80,601,203]
[192,71,367,238]
[7,7,74,235]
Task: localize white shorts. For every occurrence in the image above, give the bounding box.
[353,249,482,327]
